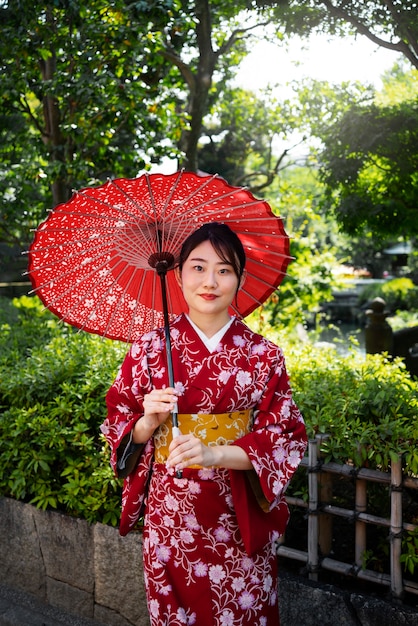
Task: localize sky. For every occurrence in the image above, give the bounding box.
[235,33,401,92]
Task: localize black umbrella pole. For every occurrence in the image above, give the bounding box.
[158,270,182,479]
[158,271,179,431]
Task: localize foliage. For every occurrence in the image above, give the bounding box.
[377,62,418,106]
[268,238,338,330]
[283,341,418,474]
[389,310,418,332]
[357,277,418,312]
[0,0,277,246]
[198,86,301,190]
[280,332,418,580]
[258,167,343,331]
[2,292,418,530]
[266,0,418,69]
[2,0,418,258]
[318,100,418,238]
[0,0,182,245]
[0,296,127,525]
[400,528,418,575]
[288,61,418,243]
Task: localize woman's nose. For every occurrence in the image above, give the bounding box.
[203,271,217,288]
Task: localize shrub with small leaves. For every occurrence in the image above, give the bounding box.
[284,341,418,474]
[0,296,127,525]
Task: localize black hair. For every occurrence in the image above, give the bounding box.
[178,222,246,284]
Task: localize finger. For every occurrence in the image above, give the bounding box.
[168,435,190,453]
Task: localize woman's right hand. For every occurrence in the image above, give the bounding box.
[132,387,178,443]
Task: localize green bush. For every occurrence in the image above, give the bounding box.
[1,297,417,532]
[358,277,418,312]
[0,296,127,525]
[285,341,418,475]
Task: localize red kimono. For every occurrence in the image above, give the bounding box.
[101,314,307,626]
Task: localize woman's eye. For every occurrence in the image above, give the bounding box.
[193,265,203,272]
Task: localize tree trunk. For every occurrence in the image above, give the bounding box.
[179,0,216,172]
[39,9,70,207]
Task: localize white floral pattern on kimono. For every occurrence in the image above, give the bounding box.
[102,314,307,625]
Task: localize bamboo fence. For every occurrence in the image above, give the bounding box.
[278,436,418,600]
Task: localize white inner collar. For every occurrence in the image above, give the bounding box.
[186,315,234,353]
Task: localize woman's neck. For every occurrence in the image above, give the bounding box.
[186,312,232,338]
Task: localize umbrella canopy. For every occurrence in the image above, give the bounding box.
[28,170,291,343]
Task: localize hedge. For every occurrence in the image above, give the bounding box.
[0,296,417,529]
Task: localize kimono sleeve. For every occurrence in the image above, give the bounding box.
[229,345,306,554]
[100,342,147,477]
[232,345,307,510]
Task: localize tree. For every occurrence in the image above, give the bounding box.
[197,86,303,190]
[147,0,276,172]
[290,63,418,242]
[318,99,418,239]
[0,0,180,245]
[1,0,279,246]
[260,0,418,69]
[377,61,418,105]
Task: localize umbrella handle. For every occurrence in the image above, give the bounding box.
[172,426,182,438]
[172,425,183,479]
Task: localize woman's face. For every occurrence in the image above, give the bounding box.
[175,240,242,324]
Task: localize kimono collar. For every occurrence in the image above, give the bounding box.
[185,314,234,353]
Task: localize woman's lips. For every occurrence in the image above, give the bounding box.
[200,293,218,300]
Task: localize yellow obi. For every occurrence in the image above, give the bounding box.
[154,410,253,467]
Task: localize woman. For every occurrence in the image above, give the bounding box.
[101,222,307,625]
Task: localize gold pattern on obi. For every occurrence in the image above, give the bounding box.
[154,410,253,466]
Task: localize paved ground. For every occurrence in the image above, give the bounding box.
[0,584,106,626]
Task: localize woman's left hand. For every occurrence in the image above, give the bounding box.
[166,434,253,471]
[166,434,215,470]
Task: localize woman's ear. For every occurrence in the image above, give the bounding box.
[175,267,182,288]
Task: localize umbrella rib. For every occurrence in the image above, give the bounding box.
[96,263,140,341]
[30,222,157,271]
[161,180,258,223]
[107,180,155,245]
[39,257,139,332]
[37,219,152,255]
[76,189,155,257]
[109,178,167,259]
[239,285,273,309]
[228,301,241,317]
[154,172,223,256]
[27,234,114,254]
[235,241,294,256]
[29,246,121,299]
[29,246,121,288]
[244,268,289,291]
[28,171,291,342]
[30,225,153,260]
[48,205,145,227]
[123,271,149,343]
[218,215,287,224]
[229,228,289,237]
[157,171,216,253]
[154,199,267,241]
[76,189,151,223]
[244,249,293,262]
[32,222,289,245]
[162,171,220,220]
[145,170,184,255]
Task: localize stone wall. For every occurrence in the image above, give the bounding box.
[0,498,148,626]
[1,497,417,626]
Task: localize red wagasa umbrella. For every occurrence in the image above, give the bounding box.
[28,170,292,430]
